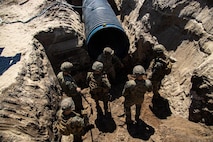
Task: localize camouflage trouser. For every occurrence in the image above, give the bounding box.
[72,128,84,142]
[124,96,143,123]
[90,88,110,101]
[152,80,161,98]
[106,66,116,83]
[91,89,110,115]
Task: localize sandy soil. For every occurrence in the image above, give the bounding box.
[0,0,213,142]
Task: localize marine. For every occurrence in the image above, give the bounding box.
[57,61,83,114]
[147,44,172,99]
[87,61,111,117]
[97,47,124,84]
[55,97,89,142]
[122,65,152,124]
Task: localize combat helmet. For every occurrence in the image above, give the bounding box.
[103,47,114,55]
[60,62,73,72]
[153,44,166,54]
[61,97,75,111]
[133,65,145,75]
[92,61,103,71]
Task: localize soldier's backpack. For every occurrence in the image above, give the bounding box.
[153,57,171,75]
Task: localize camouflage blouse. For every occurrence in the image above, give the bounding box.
[56,109,85,136]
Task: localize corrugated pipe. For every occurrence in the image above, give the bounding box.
[82,0,129,59]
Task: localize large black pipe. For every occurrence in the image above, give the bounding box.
[82,0,129,59]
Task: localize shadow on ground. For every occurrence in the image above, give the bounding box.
[149,96,172,119]
[127,119,155,140]
[95,110,116,133]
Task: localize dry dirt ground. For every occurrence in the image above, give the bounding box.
[0,0,213,142]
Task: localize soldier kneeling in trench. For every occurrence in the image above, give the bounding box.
[55,97,93,142]
[122,65,152,124]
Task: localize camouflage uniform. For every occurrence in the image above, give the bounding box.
[57,62,83,114]
[55,97,86,142]
[148,44,171,98]
[123,65,152,123]
[87,61,111,116]
[97,47,123,83]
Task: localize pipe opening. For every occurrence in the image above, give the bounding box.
[83,0,129,60]
[87,26,129,59]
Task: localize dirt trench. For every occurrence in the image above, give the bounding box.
[0,0,213,142]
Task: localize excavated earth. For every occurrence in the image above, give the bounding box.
[0,0,213,142]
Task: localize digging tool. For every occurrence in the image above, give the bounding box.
[70,81,93,116]
[78,92,93,116]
